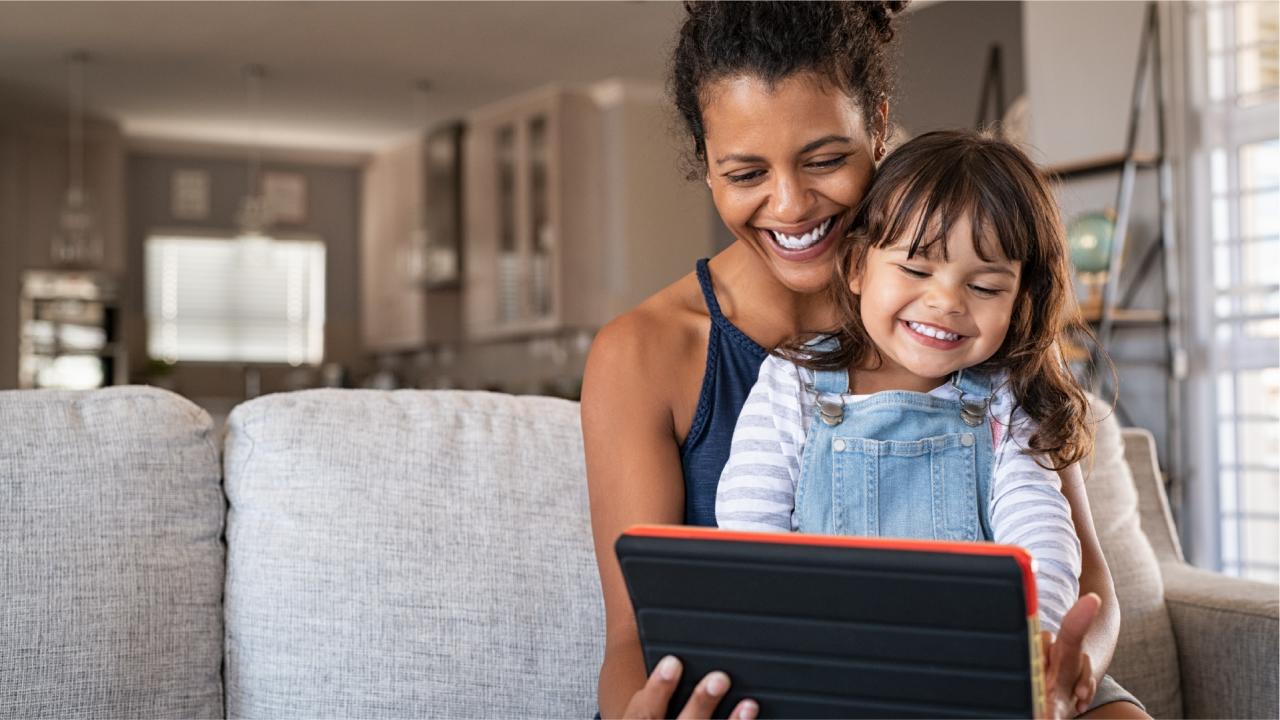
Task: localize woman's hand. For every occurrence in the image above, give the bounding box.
[622,656,758,720]
[1040,593,1102,719]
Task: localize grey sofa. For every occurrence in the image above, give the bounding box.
[1,386,1275,719]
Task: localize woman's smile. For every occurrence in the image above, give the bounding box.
[759,215,840,261]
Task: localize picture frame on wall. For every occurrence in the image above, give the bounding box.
[262,171,307,225]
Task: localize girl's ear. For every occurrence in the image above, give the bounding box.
[848,262,865,296]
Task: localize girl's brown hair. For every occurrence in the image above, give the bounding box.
[781,128,1100,470]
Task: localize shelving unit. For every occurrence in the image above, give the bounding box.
[19,270,124,390]
[463,86,603,341]
[1046,2,1184,486]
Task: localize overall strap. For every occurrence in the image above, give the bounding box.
[951,368,995,428]
[952,367,993,398]
[813,368,849,395]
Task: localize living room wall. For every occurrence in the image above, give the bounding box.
[124,148,367,400]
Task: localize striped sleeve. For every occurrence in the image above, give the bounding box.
[988,395,1082,636]
[715,356,808,532]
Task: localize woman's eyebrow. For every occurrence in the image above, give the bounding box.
[714,135,855,166]
[798,134,855,154]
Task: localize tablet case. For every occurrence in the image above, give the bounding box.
[616,525,1044,719]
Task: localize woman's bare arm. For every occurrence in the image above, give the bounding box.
[583,305,696,718]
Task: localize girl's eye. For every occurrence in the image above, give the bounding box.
[970,284,1002,296]
[898,266,929,278]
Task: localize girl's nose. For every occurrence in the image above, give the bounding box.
[925,282,965,314]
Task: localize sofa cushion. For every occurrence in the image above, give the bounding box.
[223,389,604,719]
[1084,396,1182,718]
[0,386,225,719]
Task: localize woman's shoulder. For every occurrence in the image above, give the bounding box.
[583,269,712,428]
[591,270,708,362]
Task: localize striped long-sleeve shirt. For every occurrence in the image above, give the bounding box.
[715,355,1081,635]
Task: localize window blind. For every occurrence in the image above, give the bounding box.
[145,235,326,366]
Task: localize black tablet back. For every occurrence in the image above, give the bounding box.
[616,526,1044,719]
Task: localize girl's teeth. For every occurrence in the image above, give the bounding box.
[908,321,960,341]
[771,217,833,250]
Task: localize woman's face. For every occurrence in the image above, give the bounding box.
[702,73,883,294]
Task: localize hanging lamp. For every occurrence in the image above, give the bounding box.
[51,51,104,267]
[236,64,273,247]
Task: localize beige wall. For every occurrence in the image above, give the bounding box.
[600,84,713,319]
[1024,1,1152,167]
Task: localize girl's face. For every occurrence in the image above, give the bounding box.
[702,73,883,295]
[850,214,1022,391]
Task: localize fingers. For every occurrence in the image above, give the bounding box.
[1074,654,1096,715]
[625,656,749,720]
[728,699,760,720]
[675,670,731,719]
[1051,594,1101,692]
[1057,593,1102,655]
[625,655,683,720]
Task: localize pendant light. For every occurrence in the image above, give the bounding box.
[402,79,432,287]
[51,51,104,267]
[236,64,272,249]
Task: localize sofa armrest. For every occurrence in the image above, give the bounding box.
[1161,562,1279,719]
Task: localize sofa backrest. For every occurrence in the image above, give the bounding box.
[1083,396,1183,718]
[0,387,225,719]
[223,389,604,719]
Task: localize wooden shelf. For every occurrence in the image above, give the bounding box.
[1045,151,1160,180]
[1079,307,1166,324]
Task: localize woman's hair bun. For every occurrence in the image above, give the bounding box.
[863,1,910,44]
[669,1,905,176]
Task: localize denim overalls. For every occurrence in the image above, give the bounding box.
[795,367,997,542]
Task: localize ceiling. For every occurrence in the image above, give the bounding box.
[0,1,686,154]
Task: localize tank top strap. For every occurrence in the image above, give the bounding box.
[682,258,769,527]
[695,258,764,355]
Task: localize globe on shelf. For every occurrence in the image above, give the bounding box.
[1066,210,1115,317]
[1066,211,1115,275]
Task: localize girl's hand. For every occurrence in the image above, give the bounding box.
[1040,593,1103,719]
[622,655,759,720]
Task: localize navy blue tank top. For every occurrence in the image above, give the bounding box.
[679,259,770,526]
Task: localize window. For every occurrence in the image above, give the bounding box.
[145,235,326,366]
[1186,0,1279,582]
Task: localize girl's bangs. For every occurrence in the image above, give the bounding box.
[875,150,1031,265]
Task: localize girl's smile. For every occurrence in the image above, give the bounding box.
[850,214,1021,394]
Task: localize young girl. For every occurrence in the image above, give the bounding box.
[716,129,1097,641]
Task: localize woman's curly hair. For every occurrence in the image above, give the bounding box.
[669,0,908,178]
[780,129,1101,470]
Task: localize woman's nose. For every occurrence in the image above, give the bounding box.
[769,171,815,222]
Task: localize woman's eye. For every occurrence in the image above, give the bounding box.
[726,170,764,184]
[808,154,849,170]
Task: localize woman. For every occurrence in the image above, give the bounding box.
[582,3,1147,718]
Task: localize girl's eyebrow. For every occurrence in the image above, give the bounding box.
[976,263,1020,278]
[714,135,855,166]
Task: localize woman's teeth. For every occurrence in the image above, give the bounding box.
[770,217,833,250]
[907,321,961,341]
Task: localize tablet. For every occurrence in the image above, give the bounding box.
[616,525,1044,719]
